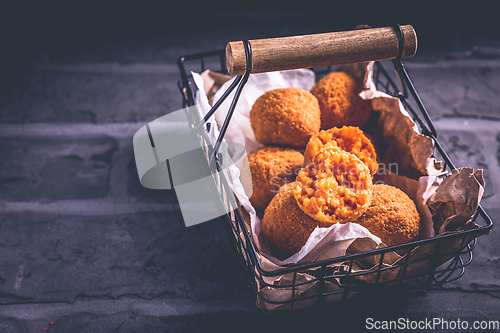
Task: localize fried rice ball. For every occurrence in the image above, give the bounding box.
[246,146,304,209]
[250,88,321,148]
[262,182,325,257]
[355,184,420,247]
[310,71,372,130]
[293,147,372,224]
[304,126,378,175]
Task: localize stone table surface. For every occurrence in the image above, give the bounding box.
[0,5,499,333]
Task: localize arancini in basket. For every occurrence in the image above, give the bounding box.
[250,88,321,148]
[304,126,378,175]
[310,71,372,130]
[355,184,420,247]
[245,146,304,209]
[262,182,324,257]
[294,146,373,224]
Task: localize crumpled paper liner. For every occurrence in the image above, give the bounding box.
[359,62,442,179]
[192,60,485,310]
[428,168,485,234]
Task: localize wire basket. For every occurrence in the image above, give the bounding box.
[176,25,493,312]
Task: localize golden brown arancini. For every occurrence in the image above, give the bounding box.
[262,182,325,257]
[250,88,321,148]
[304,126,378,175]
[355,184,420,247]
[245,146,304,209]
[310,71,372,130]
[293,147,372,224]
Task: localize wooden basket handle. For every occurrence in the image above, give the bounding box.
[226,25,417,76]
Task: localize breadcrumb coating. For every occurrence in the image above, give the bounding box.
[304,126,378,175]
[250,87,321,148]
[310,71,372,130]
[246,146,304,209]
[355,184,420,247]
[262,182,325,256]
[294,147,373,224]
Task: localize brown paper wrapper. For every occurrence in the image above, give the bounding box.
[428,168,485,234]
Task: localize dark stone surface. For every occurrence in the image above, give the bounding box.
[0,212,250,304]
[1,288,499,333]
[497,132,500,168]
[437,129,496,199]
[405,62,500,120]
[445,209,500,292]
[125,149,179,204]
[0,68,180,124]
[0,135,117,202]
[0,316,26,333]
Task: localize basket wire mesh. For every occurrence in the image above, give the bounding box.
[176,27,493,311]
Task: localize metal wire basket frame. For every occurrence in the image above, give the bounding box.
[176,25,493,311]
